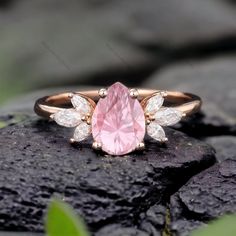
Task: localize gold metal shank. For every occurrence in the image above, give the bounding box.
[34,89,202,119]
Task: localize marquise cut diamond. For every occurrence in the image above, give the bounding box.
[154,108,183,126]
[54,109,82,127]
[145,93,164,114]
[73,122,91,142]
[71,94,91,114]
[147,122,166,142]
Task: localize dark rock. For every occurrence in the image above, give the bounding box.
[175,112,236,139]
[2,0,236,103]
[95,224,149,236]
[170,159,236,236]
[128,0,236,49]
[224,0,236,5]
[145,57,236,137]
[0,115,215,233]
[0,87,96,114]
[139,204,166,236]
[0,0,156,103]
[0,0,15,8]
[0,114,29,128]
[205,136,236,162]
[0,233,41,236]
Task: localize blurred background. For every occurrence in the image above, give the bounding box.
[0,0,235,119]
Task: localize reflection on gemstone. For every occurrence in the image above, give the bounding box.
[92,82,146,156]
[147,122,166,142]
[54,109,82,128]
[145,93,164,114]
[154,108,183,126]
[71,94,91,114]
[73,122,91,142]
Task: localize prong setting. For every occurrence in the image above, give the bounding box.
[145,112,155,125]
[99,88,107,98]
[130,89,139,99]
[81,113,92,125]
[92,141,102,150]
[136,142,145,151]
[160,91,168,97]
[145,112,155,121]
[68,93,73,99]
[161,137,168,143]
[50,114,55,120]
[70,138,77,144]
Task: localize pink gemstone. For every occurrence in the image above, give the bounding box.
[92,82,145,155]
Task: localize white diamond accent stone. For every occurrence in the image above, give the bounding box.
[53,109,82,128]
[147,123,166,142]
[71,94,91,114]
[145,93,164,114]
[154,107,183,126]
[73,122,91,142]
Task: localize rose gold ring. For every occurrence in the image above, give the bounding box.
[34,82,201,156]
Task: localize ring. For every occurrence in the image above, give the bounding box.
[34,82,201,156]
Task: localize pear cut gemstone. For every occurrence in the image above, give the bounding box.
[92,82,145,155]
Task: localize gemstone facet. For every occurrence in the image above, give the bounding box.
[147,123,166,142]
[92,82,146,155]
[54,109,82,127]
[154,108,183,126]
[73,122,91,142]
[71,94,91,114]
[145,93,164,114]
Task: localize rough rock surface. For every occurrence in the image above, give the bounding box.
[1,0,236,102]
[0,233,41,236]
[0,1,236,236]
[0,115,215,234]
[205,136,236,162]
[139,204,166,236]
[95,224,149,236]
[145,56,236,137]
[170,159,236,236]
[145,57,236,118]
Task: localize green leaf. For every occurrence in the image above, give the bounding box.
[191,215,236,236]
[46,198,90,236]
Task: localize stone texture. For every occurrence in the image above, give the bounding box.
[95,224,149,236]
[145,56,236,137]
[170,159,236,236]
[0,87,95,115]
[127,0,236,48]
[0,115,215,234]
[205,136,236,162]
[139,204,166,236]
[1,0,236,103]
[0,233,41,236]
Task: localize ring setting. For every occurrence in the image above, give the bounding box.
[35,82,201,156]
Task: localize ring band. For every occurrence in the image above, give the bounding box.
[35,90,201,118]
[34,82,201,156]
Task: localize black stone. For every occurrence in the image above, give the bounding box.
[205,136,236,162]
[95,224,149,236]
[0,116,216,234]
[139,204,166,236]
[2,0,236,104]
[175,112,236,139]
[170,159,236,236]
[145,57,236,138]
[0,233,41,236]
